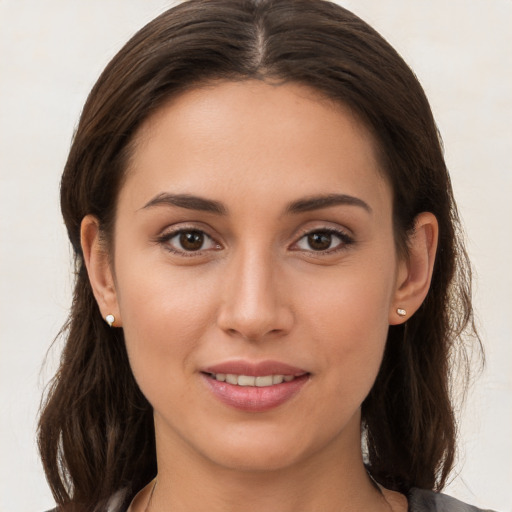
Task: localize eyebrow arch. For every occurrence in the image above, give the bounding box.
[286,193,372,214]
[141,193,227,215]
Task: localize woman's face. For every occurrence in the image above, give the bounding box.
[109,81,407,471]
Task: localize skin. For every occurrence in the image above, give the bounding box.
[82,81,438,512]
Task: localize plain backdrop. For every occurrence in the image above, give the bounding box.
[0,1,511,511]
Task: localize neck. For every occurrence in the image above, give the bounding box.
[143,424,396,512]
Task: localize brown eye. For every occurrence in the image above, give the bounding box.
[179,231,205,251]
[161,229,218,254]
[307,232,332,251]
[293,229,353,253]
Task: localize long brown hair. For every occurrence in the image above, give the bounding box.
[38,0,480,509]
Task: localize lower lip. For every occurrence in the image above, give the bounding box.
[202,374,310,412]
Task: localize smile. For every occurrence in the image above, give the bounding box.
[206,373,298,386]
[201,361,311,412]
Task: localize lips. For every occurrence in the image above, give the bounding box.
[201,360,310,412]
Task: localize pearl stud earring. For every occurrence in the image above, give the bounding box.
[396,308,407,317]
[105,314,115,327]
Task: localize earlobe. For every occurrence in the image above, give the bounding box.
[389,212,439,325]
[81,215,121,326]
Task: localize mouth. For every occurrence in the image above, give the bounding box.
[203,372,301,387]
[200,361,310,412]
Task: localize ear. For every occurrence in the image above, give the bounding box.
[81,215,121,327]
[389,212,439,325]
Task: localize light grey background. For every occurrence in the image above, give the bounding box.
[1,1,510,511]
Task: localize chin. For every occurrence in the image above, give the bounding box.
[208,443,306,473]
[195,423,330,474]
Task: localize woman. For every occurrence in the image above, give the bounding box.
[38,0,493,510]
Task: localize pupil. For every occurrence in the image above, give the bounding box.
[180,231,204,251]
[308,232,331,251]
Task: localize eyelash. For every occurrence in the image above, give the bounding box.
[155,227,220,257]
[155,226,354,257]
[292,228,354,254]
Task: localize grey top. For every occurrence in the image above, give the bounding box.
[45,487,498,511]
[408,488,497,512]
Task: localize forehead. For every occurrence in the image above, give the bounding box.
[121,80,390,213]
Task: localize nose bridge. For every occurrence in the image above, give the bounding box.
[217,242,291,340]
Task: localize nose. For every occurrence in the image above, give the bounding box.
[216,246,294,342]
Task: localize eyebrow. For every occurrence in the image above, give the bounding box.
[141,192,371,216]
[285,194,372,214]
[142,193,227,215]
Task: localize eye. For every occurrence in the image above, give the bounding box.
[294,229,353,253]
[160,229,219,254]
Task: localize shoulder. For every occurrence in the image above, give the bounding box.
[42,488,130,512]
[408,488,498,512]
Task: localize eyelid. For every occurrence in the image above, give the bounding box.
[154,224,222,256]
[289,226,355,254]
[153,223,354,257]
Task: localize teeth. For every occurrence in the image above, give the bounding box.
[238,375,255,386]
[255,375,273,387]
[211,373,297,387]
[225,374,238,385]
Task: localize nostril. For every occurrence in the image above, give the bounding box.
[216,293,294,341]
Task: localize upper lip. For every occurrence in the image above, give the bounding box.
[202,360,308,377]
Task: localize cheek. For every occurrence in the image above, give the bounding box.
[302,257,394,338]
[299,260,395,397]
[114,262,218,395]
